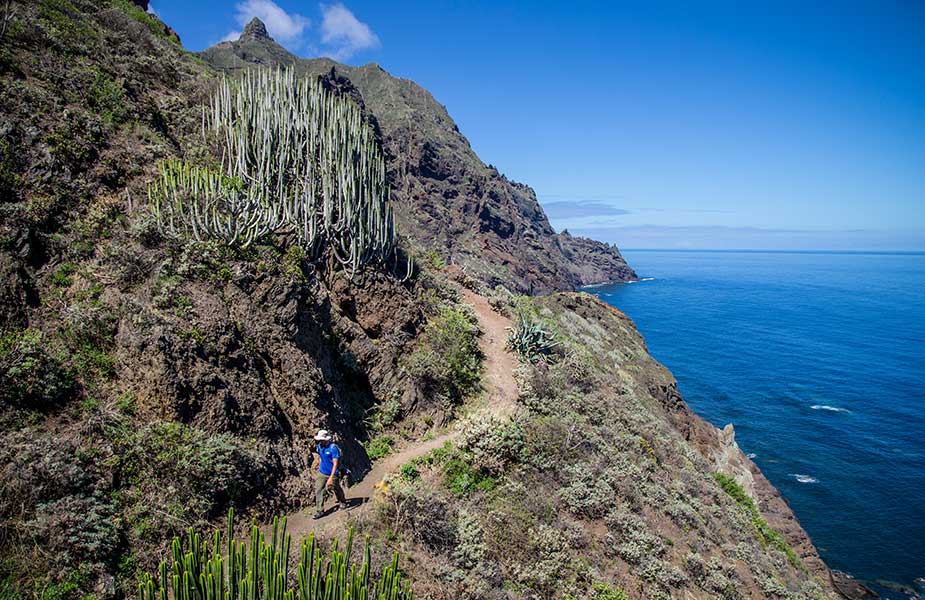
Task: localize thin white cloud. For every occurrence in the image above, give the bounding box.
[319,3,379,60]
[224,0,311,47]
[542,201,632,220]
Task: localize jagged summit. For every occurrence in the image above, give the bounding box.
[241,17,269,41]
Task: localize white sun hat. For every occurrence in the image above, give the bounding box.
[314,429,332,441]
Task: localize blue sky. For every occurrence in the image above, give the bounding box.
[150,1,925,250]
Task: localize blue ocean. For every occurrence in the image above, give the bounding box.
[591,250,925,597]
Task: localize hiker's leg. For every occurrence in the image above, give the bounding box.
[331,475,347,505]
[314,474,327,513]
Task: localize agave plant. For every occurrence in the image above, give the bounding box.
[149,68,409,278]
[138,507,413,600]
[505,313,560,363]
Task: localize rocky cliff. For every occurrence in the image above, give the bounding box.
[0,3,845,599]
[199,21,637,294]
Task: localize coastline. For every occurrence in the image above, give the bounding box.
[586,251,925,598]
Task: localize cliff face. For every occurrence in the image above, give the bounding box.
[0,3,841,600]
[199,24,637,294]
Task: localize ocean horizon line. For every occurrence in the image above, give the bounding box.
[620,248,925,256]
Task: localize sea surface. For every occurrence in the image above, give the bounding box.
[590,250,925,598]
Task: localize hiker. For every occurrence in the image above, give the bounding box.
[312,429,349,519]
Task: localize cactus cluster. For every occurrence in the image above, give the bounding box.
[506,313,561,363]
[149,68,404,277]
[138,507,413,600]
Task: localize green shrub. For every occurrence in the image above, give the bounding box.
[26,495,117,582]
[366,394,401,433]
[713,473,800,568]
[87,68,127,125]
[400,462,420,481]
[110,0,179,43]
[115,392,136,416]
[0,329,75,407]
[50,262,77,287]
[0,574,23,600]
[281,244,306,282]
[180,326,206,345]
[139,510,413,600]
[37,569,85,600]
[38,0,99,54]
[58,297,117,385]
[113,422,261,546]
[424,249,447,270]
[45,111,104,171]
[458,414,525,475]
[592,582,630,600]
[453,509,486,568]
[406,306,483,407]
[71,195,125,250]
[443,456,497,496]
[366,435,395,461]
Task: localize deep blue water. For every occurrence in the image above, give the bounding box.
[591,250,925,597]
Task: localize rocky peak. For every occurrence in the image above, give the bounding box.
[241,17,270,41]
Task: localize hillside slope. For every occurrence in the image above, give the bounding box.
[271,290,843,600]
[0,3,846,600]
[200,21,637,294]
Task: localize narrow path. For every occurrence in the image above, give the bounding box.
[461,288,519,417]
[272,288,519,543]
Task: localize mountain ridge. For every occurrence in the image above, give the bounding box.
[199,21,638,294]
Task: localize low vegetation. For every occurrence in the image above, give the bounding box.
[0,328,75,407]
[405,305,483,409]
[366,294,830,599]
[366,434,396,461]
[714,472,802,568]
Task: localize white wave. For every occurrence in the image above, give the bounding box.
[811,404,851,413]
[790,473,818,484]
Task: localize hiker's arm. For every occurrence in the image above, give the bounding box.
[327,458,338,486]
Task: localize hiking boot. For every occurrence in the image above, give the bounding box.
[312,511,324,520]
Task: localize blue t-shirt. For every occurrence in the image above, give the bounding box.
[317,443,341,476]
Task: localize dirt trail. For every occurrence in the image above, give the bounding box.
[271,289,518,543]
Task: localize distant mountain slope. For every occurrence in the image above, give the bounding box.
[200,20,637,294]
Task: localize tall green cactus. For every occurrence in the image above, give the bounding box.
[138,507,413,600]
[148,68,406,278]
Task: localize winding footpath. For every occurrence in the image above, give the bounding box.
[272,289,519,544]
